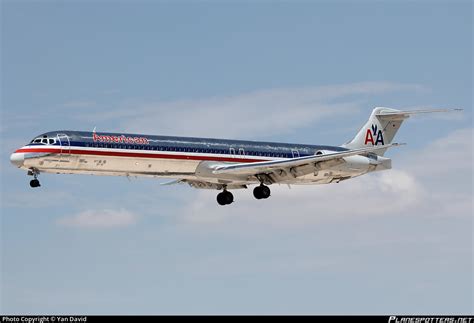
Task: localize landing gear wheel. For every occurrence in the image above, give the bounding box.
[28,169,41,188]
[253,185,271,199]
[30,179,41,188]
[260,185,270,198]
[253,186,263,199]
[217,191,234,206]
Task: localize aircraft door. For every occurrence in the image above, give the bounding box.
[291,149,300,158]
[57,133,71,155]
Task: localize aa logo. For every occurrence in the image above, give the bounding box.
[364,124,384,145]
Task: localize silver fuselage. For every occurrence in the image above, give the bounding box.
[10,131,391,187]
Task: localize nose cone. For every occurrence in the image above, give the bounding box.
[10,152,24,167]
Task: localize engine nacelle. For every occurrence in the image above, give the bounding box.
[315,150,374,172]
[343,155,371,171]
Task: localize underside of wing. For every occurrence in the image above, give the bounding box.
[160,178,247,190]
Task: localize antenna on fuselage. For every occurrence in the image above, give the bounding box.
[92,126,97,133]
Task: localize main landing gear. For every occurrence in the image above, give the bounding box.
[215,184,271,205]
[28,169,41,188]
[217,190,234,206]
[253,184,271,200]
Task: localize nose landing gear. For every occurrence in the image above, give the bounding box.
[30,179,40,188]
[28,169,41,188]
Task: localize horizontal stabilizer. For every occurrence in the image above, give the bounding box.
[375,108,463,120]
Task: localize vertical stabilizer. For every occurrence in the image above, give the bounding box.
[343,107,461,156]
[343,107,405,156]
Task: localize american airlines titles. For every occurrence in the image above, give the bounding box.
[93,132,149,145]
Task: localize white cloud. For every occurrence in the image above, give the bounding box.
[402,128,473,177]
[77,81,425,139]
[57,208,138,228]
[178,169,424,229]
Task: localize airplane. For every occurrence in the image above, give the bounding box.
[10,107,459,205]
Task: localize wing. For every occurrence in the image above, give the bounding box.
[210,144,399,177]
[163,144,400,189]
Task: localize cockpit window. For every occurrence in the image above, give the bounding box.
[31,136,56,145]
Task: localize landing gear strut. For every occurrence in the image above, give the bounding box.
[217,190,234,206]
[253,184,271,200]
[28,169,41,188]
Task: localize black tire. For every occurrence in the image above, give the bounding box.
[261,185,271,199]
[224,191,234,204]
[30,179,40,188]
[253,186,263,199]
[217,192,227,205]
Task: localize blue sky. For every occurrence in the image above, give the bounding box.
[1,0,472,314]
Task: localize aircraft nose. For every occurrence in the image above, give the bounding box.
[10,152,24,167]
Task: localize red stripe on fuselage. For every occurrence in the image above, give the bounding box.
[14,147,269,163]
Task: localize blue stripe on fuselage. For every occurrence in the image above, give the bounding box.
[32,130,348,158]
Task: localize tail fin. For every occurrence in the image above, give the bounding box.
[343,107,462,156]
